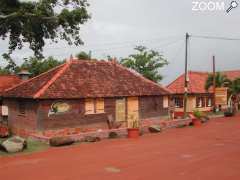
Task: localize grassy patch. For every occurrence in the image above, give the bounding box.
[0,138,49,157]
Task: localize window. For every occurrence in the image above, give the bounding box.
[18,101,26,115]
[85,99,95,114]
[163,96,169,108]
[196,97,205,108]
[96,98,104,113]
[85,98,105,114]
[206,97,212,107]
[174,97,183,108]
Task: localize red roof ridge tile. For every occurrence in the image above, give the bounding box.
[4,63,66,94]
[33,61,71,98]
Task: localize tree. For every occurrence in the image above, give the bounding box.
[228,78,240,112]
[76,51,91,60]
[120,46,168,82]
[21,56,65,77]
[205,72,231,91]
[0,0,90,58]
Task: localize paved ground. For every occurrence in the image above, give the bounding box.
[1,116,240,180]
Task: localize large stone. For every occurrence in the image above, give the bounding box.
[2,136,27,153]
[49,136,75,147]
[148,125,162,133]
[84,136,101,142]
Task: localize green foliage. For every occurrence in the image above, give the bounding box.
[21,56,65,77]
[120,46,168,82]
[76,51,91,60]
[0,0,90,58]
[228,78,240,96]
[205,72,231,91]
[0,56,64,77]
[193,109,203,119]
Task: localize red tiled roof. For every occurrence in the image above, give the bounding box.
[0,75,22,96]
[222,70,240,80]
[4,60,170,99]
[167,70,240,94]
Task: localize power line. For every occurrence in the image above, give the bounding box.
[191,35,240,41]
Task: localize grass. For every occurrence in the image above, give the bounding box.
[0,138,49,157]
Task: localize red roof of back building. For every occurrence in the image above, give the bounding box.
[0,75,22,96]
[4,60,170,99]
[167,70,240,94]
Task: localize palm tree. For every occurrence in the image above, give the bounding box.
[205,72,231,91]
[228,78,240,113]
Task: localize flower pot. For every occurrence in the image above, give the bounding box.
[0,125,9,138]
[192,118,202,126]
[127,128,139,138]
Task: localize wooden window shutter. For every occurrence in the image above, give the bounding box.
[96,98,105,113]
[85,99,94,114]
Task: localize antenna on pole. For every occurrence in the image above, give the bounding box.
[183,33,190,118]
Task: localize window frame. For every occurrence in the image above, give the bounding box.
[174,97,183,108]
[85,98,105,115]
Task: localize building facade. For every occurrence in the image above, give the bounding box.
[3,60,170,135]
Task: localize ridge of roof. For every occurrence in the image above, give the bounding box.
[33,61,70,98]
[114,62,171,94]
[4,63,66,93]
[167,73,185,88]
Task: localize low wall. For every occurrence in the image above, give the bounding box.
[28,118,192,143]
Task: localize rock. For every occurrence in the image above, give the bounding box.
[200,116,209,123]
[49,136,75,147]
[84,136,101,142]
[148,125,161,133]
[2,136,27,153]
[108,132,118,139]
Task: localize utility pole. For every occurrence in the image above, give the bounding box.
[183,33,190,118]
[212,55,216,112]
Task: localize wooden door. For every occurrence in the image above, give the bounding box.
[115,98,126,122]
[127,97,139,128]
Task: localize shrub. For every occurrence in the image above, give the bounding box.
[108,132,118,139]
[193,109,203,119]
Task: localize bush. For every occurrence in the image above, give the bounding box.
[108,132,118,139]
[193,109,203,119]
[49,137,75,147]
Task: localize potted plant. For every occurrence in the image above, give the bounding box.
[127,115,140,138]
[191,110,203,126]
[0,124,10,138]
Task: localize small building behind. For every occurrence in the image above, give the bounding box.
[167,70,240,116]
[3,59,171,136]
[0,75,22,122]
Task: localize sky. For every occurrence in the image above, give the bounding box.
[1,0,240,85]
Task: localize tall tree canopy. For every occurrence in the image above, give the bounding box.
[21,56,64,77]
[0,0,90,58]
[205,72,231,91]
[0,56,64,77]
[76,51,91,60]
[120,46,168,82]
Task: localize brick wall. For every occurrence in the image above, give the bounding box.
[3,98,38,133]
[139,96,168,119]
[37,98,116,130]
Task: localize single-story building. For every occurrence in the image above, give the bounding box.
[3,59,171,135]
[0,75,22,122]
[167,70,240,116]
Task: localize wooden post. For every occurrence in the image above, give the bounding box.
[212,55,216,112]
[183,33,189,118]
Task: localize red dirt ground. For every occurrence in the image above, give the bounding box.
[1,116,240,180]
